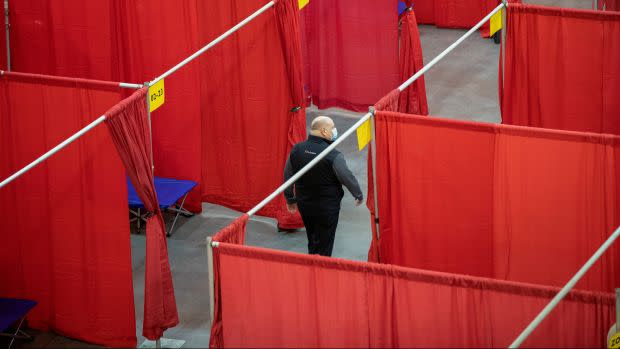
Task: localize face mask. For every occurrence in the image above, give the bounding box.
[331,127,338,141]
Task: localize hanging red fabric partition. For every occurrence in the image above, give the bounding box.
[399,2,429,115]
[104,89,179,341]
[413,0,497,36]
[197,0,305,227]
[299,0,400,112]
[368,110,620,293]
[600,0,620,11]
[501,4,620,134]
[272,0,306,228]
[0,72,136,347]
[208,228,614,348]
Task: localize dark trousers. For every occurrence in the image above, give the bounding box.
[298,207,340,257]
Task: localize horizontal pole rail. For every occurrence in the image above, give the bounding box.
[238,2,508,226]
[149,1,275,86]
[0,116,107,189]
[509,225,620,348]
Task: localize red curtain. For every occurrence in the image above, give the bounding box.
[399,2,429,115]
[414,0,497,37]
[368,110,620,292]
[300,0,400,112]
[198,0,305,226]
[209,214,249,348]
[104,89,179,340]
[211,240,614,348]
[501,4,620,134]
[0,73,136,347]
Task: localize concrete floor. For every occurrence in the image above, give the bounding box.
[10,0,593,347]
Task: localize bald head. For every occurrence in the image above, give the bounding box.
[310,116,336,141]
[311,116,333,132]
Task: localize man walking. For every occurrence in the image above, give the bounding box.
[283,116,364,257]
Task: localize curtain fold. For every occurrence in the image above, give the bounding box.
[398,3,429,115]
[368,111,620,293]
[501,4,620,134]
[273,0,306,229]
[211,238,614,348]
[0,73,136,347]
[104,89,179,340]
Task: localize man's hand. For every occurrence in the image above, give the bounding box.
[355,198,364,207]
[287,203,298,213]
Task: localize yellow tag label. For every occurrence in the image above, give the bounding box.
[148,79,165,112]
[357,119,372,151]
[609,332,620,349]
[299,0,309,9]
[489,8,503,37]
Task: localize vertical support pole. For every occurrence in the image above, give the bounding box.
[369,108,380,240]
[145,83,155,174]
[156,339,161,349]
[4,0,10,71]
[501,2,506,91]
[206,237,215,320]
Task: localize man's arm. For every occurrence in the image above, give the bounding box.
[283,154,296,204]
[332,153,363,202]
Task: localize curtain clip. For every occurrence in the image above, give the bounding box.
[369,106,376,116]
[290,106,302,113]
[405,6,413,12]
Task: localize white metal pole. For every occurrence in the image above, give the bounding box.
[206,236,215,320]
[119,82,143,89]
[509,226,620,348]
[0,115,107,189]
[149,1,275,86]
[369,111,381,240]
[4,0,10,71]
[245,2,507,218]
[398,2,505,92]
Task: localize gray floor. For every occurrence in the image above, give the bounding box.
[13,1,593,347]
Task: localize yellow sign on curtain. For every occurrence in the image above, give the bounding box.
[357,119,372,151]
[148,79,165,112]
[610,332,620,349]
[489,8,503,37]
[299,0,309,9]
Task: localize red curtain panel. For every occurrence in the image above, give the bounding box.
[104,89,179,341]
[197,0,305,225]
[0,73,136,347]
[300,0,400,112]
[368,111,620,293]
[501,4,620,134]
[209,214,249,348]
[210,240,614,348]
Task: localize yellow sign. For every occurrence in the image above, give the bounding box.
[357,119,372,151]
[489,8,503,37]
[299,0,309,9]
[610,332,620,348]
[148,79,165,112]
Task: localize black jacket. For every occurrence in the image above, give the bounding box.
[283,135,363,214]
